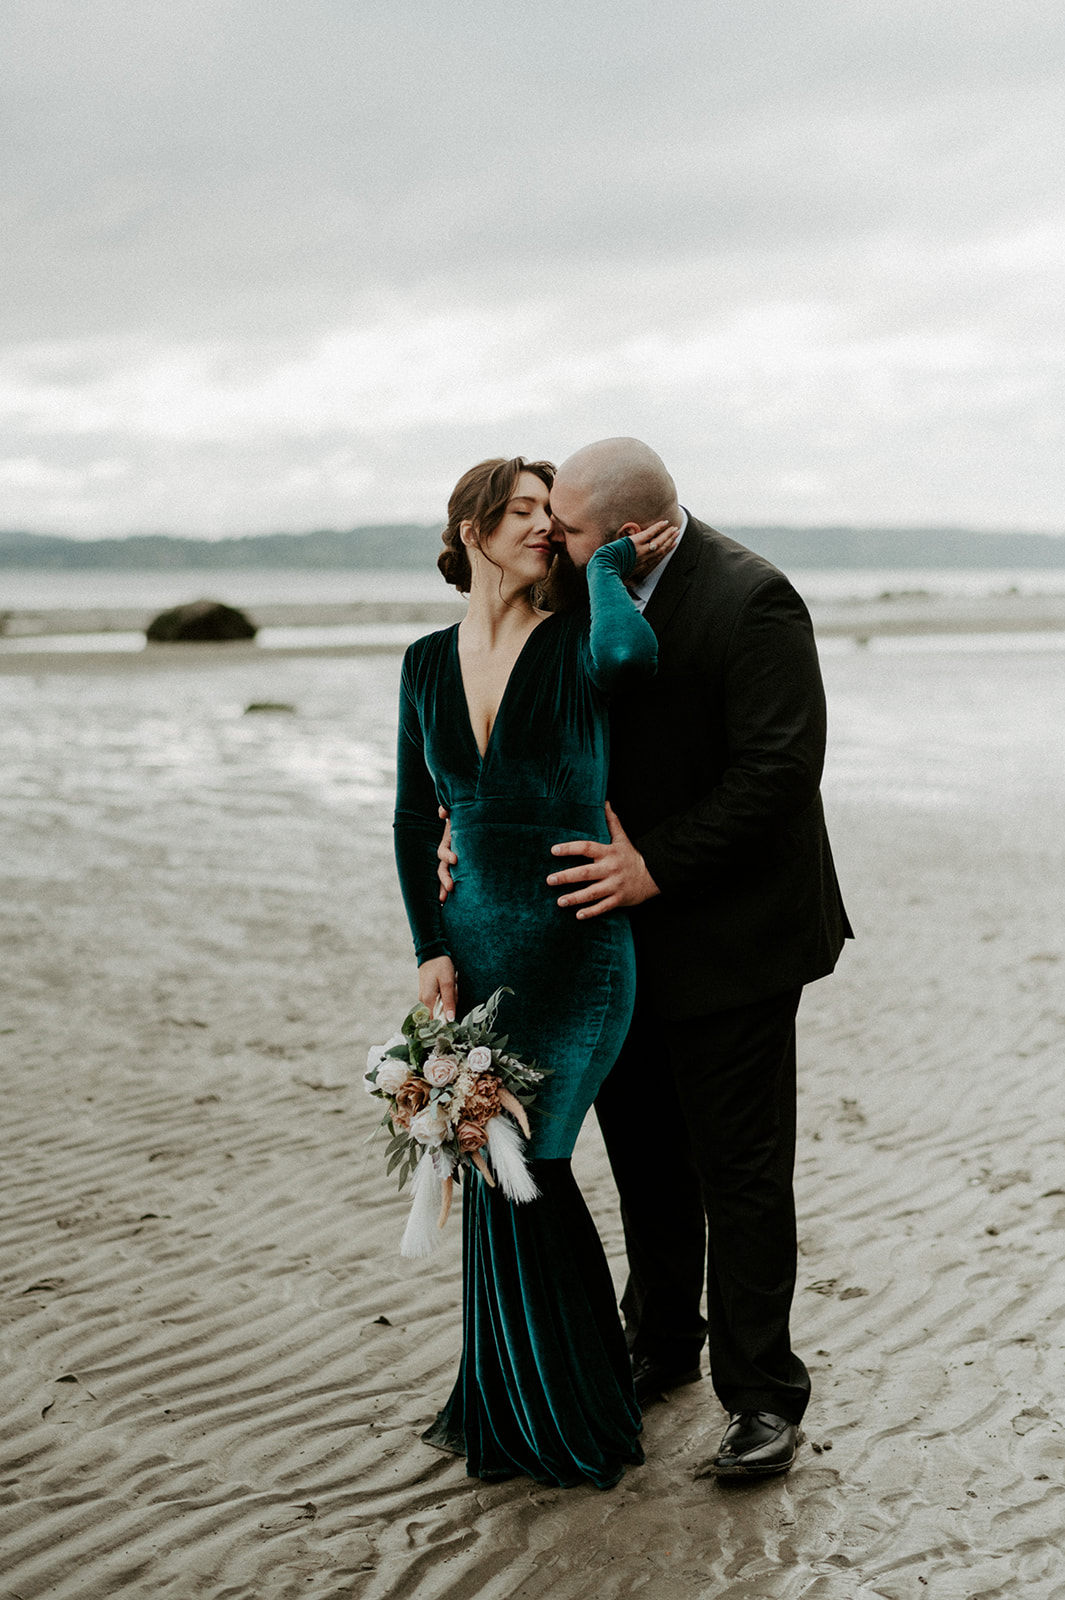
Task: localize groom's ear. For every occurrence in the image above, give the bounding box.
[615,521,642,541]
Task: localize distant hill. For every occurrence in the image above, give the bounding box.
[0,526,442,570]
[1,524,1064,570]
[729,526,1065,569]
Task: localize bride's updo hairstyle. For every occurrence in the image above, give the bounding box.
[438,456,555,592]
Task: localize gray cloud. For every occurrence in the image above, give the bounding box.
[2,0,1063,532]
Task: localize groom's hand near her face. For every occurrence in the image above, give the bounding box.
[547,801,661,918]
[436,801,660,919]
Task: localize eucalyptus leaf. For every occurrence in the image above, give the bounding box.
[403,1004,431,1038]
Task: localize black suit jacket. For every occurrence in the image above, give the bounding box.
[609,516,851,1019]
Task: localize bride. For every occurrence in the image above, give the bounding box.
[393,455,677,1487]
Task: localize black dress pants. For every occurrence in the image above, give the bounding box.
[594,984,810,1423]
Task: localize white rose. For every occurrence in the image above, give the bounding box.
[375,1060,410,1095]
[410,1106,450,1147]
[466,1045,493,1074]
[366,1033,406,1072]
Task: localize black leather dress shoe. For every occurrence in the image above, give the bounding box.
[631,1355,702,1406]
[708,1411,798,1477]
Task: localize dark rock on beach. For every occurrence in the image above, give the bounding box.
[145,600,258,643]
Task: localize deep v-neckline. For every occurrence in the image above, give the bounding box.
[453,614,555,766]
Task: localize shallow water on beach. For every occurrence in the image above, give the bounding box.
[2,642,1062,845]
[821,645,1065,813]
[0,657,404,866]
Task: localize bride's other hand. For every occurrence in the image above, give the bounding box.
[437,806,457,902]
[626,520,680,582]
[418,955,457,1022]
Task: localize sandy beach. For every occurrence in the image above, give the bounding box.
[3,620,1065,1598]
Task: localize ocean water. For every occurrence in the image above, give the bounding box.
[0,569,455,610]
[4,565,1065,612]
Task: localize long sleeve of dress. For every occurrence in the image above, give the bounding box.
[584,537,659,691]
[393,654,451,964]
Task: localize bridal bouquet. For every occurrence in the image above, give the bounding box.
[364,987,545,1258]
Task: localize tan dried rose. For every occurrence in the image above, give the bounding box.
[457,1120,489,1152]
[463,1075,502,1124]
[392,1077,431,1126]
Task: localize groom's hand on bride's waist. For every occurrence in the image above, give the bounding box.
[547,802,661,919]
[437,807,456,902]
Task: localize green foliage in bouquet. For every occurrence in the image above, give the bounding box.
[364,987,548,1192]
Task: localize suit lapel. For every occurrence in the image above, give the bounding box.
[643,514,702,636]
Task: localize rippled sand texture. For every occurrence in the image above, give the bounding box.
[2,643,1065,1598]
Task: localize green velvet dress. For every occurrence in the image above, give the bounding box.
[393,536,656,1489]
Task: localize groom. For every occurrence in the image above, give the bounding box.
[543,437,851,1478]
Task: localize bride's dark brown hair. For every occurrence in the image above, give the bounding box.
[438,456,555,593]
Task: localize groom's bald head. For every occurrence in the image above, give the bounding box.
[550,437,680,566]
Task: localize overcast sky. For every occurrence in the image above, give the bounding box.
[3,0,1063,537]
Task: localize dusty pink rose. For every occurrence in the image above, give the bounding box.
[457,1120,488,1152]
[466,1045,493,1074]
[376,1059,410,1095]
[422,1053,458,1087]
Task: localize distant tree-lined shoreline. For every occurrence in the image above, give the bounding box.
[1,525,1064,570]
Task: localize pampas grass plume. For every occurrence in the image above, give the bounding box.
[487,1114,540,1203]
[400,1151,444,1258]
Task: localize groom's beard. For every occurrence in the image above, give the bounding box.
[538,548,588,613]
